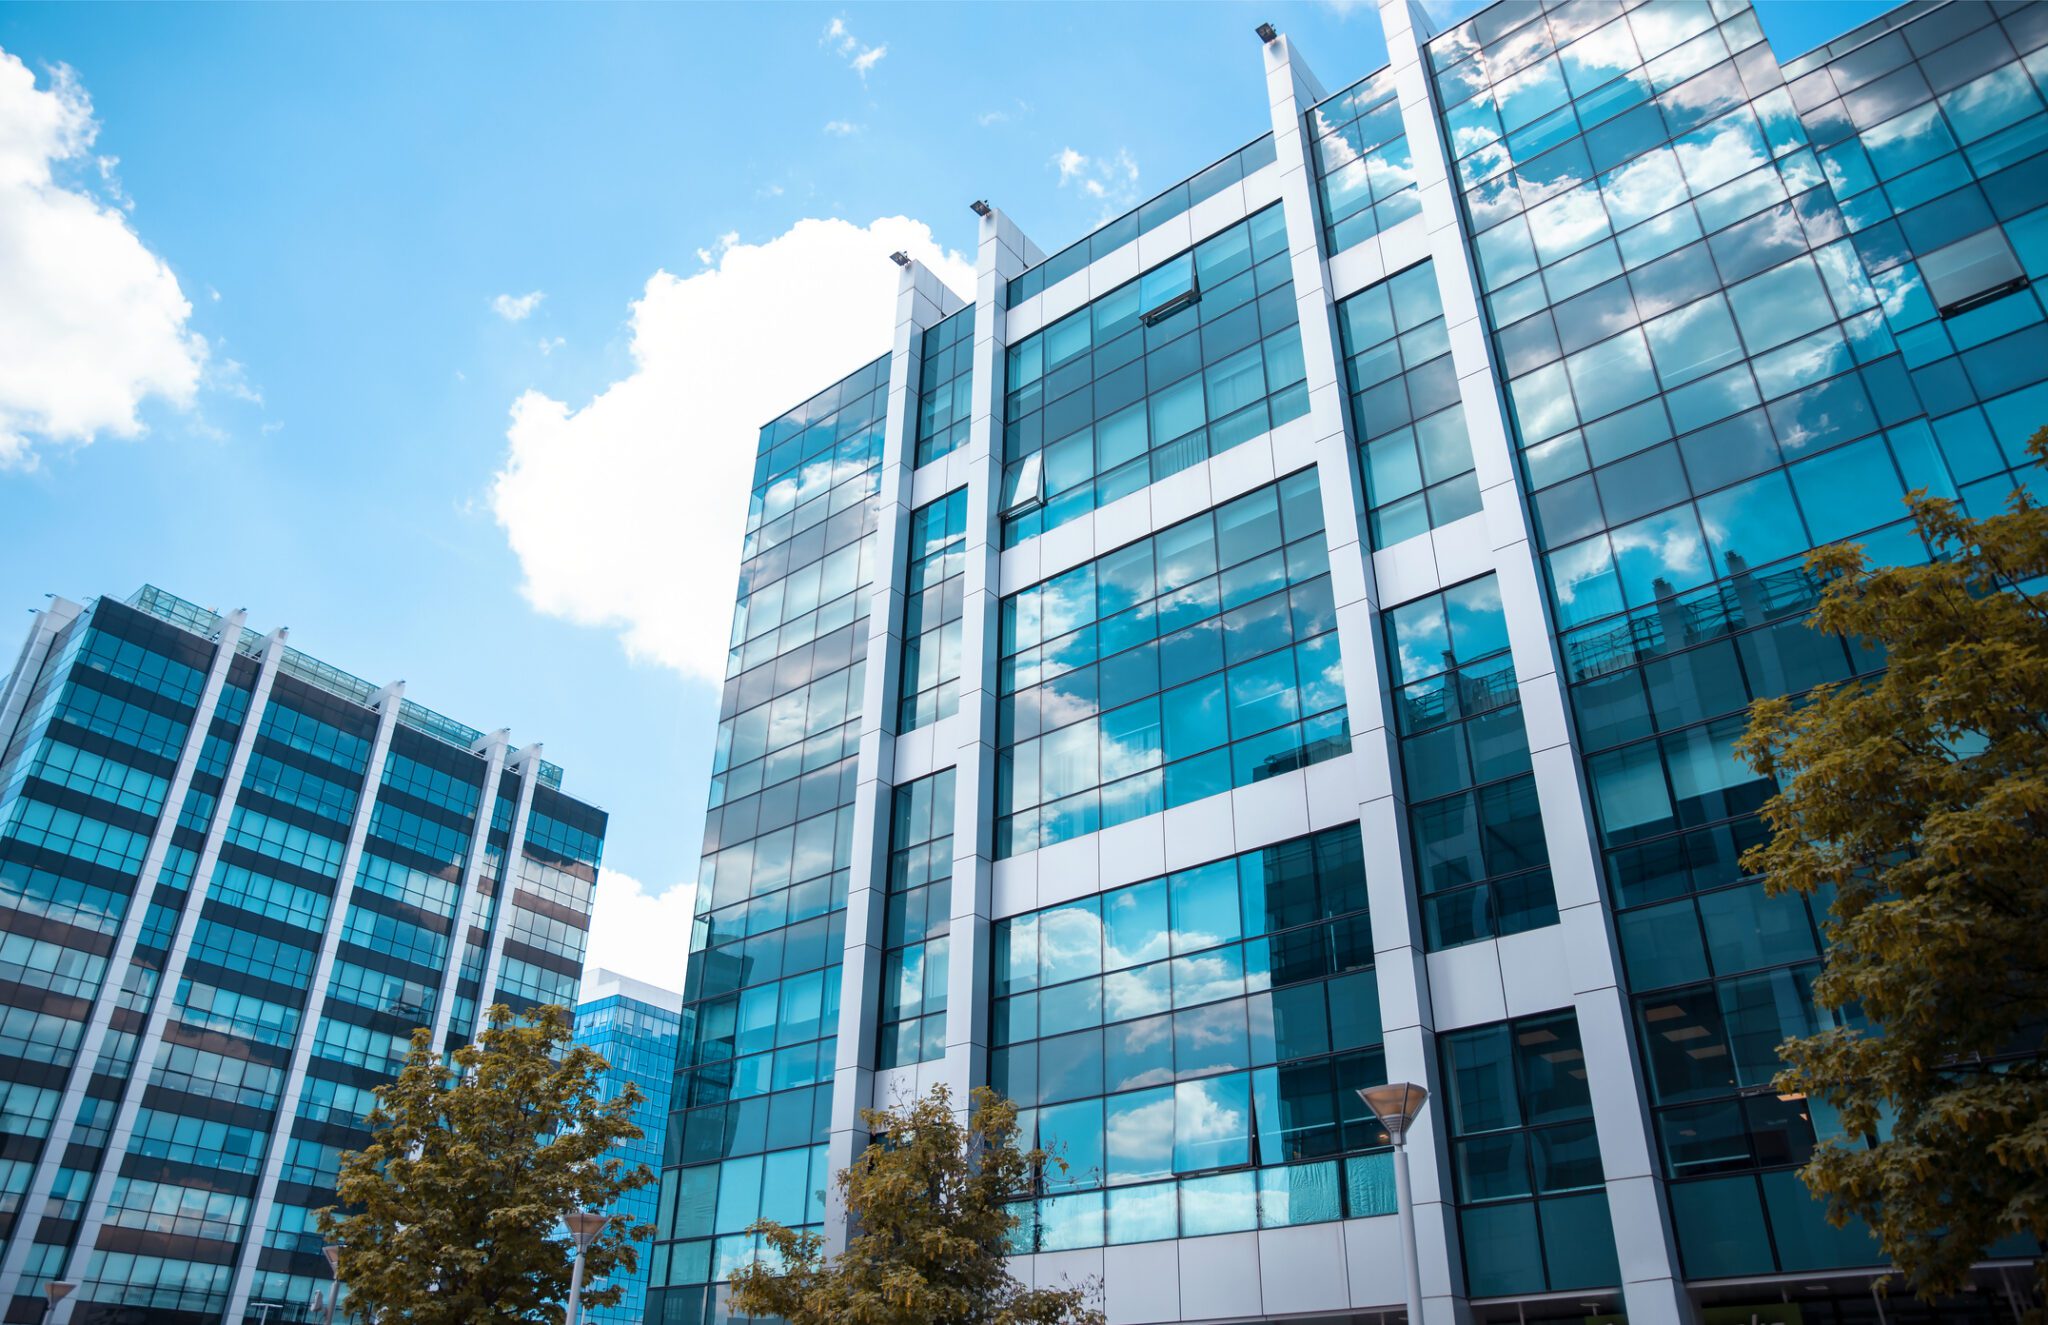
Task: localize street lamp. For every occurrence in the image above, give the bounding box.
[40,1282,74,1324]
[322,1245,342,1325]
[1357,1082,1429,1325]
[564,1210,608,1325]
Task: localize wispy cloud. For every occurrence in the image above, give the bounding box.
[537,336,565,356]
[823,17,887,81]
[490,290,544,322]
[823,120,860,136]
[1053,146,1141,210]
[978,99,1031,128]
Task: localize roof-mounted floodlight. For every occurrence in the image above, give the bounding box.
[1256,22,1279,43]
[889,251,912,268]
[970,199,992,217]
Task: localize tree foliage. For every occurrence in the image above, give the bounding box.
[1738,432,2048,1306]
[321,1003,654,1324]
[729,1085,1103,1325]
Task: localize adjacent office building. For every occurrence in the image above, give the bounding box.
[0,586,606,1324]
[573,970,684,1325]
[654,0,2048,1321]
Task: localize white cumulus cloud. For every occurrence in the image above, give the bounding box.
[581,870,696,1000]
[491,290,545,322]
[0,49,206,469]
[490,215,973,684]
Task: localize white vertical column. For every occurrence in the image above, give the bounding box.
[0,598,83,763]
[0,608,254,1307]
[49,623,291,1323]
[940,206,1036,1117]
[1263,32,1474,1325]
[1379,1,1693,1319]
[220,680,406,1325]
[825,256,949,1250]
[426,730,512,1052]
[473,743,544,1018]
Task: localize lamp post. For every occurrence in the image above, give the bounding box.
[563,1210,607,1325]
[322,1244,342,1325]
[40,1282,74,1324]
[1358,1082,1430,1325]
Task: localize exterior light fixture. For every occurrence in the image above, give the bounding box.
[1358,1083,1429,1324]
[565,1209,609,1325]
[970,199,992,217]
[889,251,912,268]
[1256,22,1279,43]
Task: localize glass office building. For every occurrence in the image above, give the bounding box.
[0,586,606,1325]
[654,1,2048,1321]
[574,970,684,1325]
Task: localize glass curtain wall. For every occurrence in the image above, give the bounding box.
[996,472,1348,858]
[992,827,1396,1252]
[653,357,887,1325]
[1383,574,1557,948]
[898,490,967,733]
[1427,0,2048,1281]
[877,771,954,1069]
[915,307,976,468]
[1440,1010,1620,1298]
[1310,67,1422,255]
[1000,204,1310,546]
[1338,262,1481,545]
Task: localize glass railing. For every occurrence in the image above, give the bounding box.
[398,697,486,750]
[1005,132,1279,308]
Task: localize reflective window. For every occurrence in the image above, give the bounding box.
[997,472,1348,857]
[1339,262,1479,545]
[878,770,954,1069]
[1001,204,1310,546]
[898,489,967,732]
[915,306,976,467]
[993,826,1394,1249]
[663,360,882,1311]
[1385,575,1556,949]
[1310,68,1421,255]
[1440,1011,1619,1297]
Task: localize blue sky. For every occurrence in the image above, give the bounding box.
[0,0,1883,991]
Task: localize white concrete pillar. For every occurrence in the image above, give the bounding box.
[1263,29,1475,1325]
[1376,1,1694,1318]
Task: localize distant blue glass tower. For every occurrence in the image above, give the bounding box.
[574,971,682,1325]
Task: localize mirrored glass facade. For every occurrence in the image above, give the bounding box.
[657,358,882,1324]
[915,306,976,468]
[1311,68,1422,255]
[898,490,966,733]
[658,3,2048,1321]
[574,973,683,1325]
[992,827,1395,1251]
[996,473,1347,857]
[1385,574,1556,949]
[1339,260,1482,544]
[877,771,953,1069]
[1000,205,1310,546]
[0,586,603,1325]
